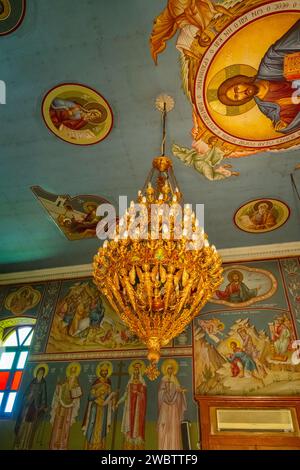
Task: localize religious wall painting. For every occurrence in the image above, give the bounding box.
[3,284,43,317]
[16,357,198,450]
[42,83,113,145]
[151,1,300,181]
[46,280,143,353]
[49,362,82,450]
[0,0,25,36]
[234,198,290,234]
[210,264,277,308]
[14,363,49,449]
[31,186,115,241]
[194,310,300,397]
[280,258,300,334]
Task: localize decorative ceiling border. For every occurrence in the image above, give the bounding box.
[0,241,299,285]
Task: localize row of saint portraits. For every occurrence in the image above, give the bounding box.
[13,357,197,451]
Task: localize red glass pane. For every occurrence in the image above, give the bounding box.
[0,371,10,390]
[11,371,22,391]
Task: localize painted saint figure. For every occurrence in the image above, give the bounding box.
[50,98,104,131]
[237,327,267,377]
[14,365,48,449]
[49,362,82,450]
[270,316,292,361]
[116,360,147,450]
[82,361,116,450]
[216,270,259,303]
[227,341,263,384]
[157,359,187,450]
[217,20,300,134]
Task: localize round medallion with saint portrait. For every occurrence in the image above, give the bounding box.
[195,2,300,152]
[42,83,113,146]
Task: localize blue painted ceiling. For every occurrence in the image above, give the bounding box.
[0,0,299,273]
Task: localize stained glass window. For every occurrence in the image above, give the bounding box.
[0,325,34,416]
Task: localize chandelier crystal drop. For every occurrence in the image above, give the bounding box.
[93,95,223,380]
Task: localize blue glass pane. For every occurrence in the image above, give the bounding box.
[3,332,18,347]
[4,392,17,413]
[18,327,32,346]
[23,331,33,346]
[16,351,28,369]
[0,352,15,370]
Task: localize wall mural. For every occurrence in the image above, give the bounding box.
[150,0,300,181]
[42,83,113,145]
[4,286,41,315]
[194,310,300,396]
[46,280,144,353]
[1,284,44,318]
[0,0,25,36]
[234,198,290,233]
[210,265,277,307]
[31,186,116,241]
[0,257,300,450]
[12,357,197,450]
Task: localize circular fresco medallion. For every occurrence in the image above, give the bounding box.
[42,83,113,146]
[0,0,25,35]
[234,198,290,233]
[195,1,300,149]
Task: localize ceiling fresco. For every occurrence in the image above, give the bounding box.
[0,0,300,273]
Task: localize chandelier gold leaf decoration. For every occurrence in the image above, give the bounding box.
[93,95,223,380]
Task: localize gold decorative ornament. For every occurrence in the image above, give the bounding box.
[93,96,223,380]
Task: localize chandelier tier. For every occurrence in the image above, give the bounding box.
[93,95,223,380]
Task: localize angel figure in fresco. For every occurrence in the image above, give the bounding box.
[150,0,232,64]
[14,365,48,450]
[215,270,260,304]
[82,362,116,450]
[172,140,239,181]
[198,318,225,344]
[116,361,147,450]
[217,19,300,134]
[157,359,187,450]
[269,315,293,362]
[49,363,82,450]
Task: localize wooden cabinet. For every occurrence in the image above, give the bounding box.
[196,396,300,450]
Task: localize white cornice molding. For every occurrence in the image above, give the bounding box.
[0,241,299,285]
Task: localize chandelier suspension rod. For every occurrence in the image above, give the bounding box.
[161,101,167,156]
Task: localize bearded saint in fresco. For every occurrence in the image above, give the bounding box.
[217,19,300,134]
[216,270,260,304]
[49,363,82,450]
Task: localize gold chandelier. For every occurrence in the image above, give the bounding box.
[93,95,223,379]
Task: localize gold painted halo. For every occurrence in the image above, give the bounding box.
[161,358,179,376]
[227,338,242,351]
[96,361,113,378]
[66,362,81,377]
[207,64,257,116]
[33,363,49,378]
[128,360,146,376]
[82,201,98,213]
